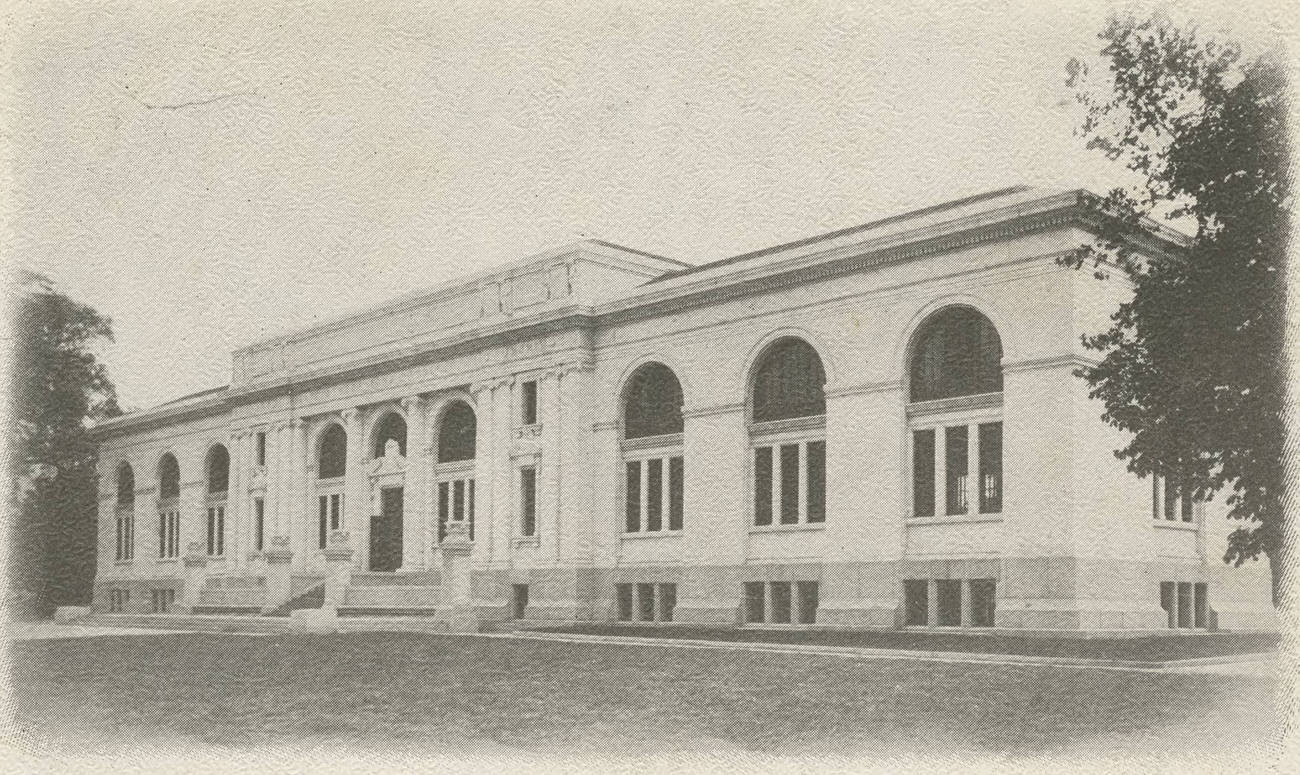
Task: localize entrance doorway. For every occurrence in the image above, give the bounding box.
[370,486,403,572]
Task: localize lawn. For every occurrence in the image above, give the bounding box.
[7,631,1277,762]
[535,624,1280,662]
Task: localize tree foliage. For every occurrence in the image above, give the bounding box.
[9,270,120,617]
[1065,13,1290,600]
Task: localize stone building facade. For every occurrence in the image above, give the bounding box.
[90,186,1277,631]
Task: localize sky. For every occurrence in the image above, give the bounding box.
[6,0,1293,411]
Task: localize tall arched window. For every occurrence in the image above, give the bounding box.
[372,412,407,458]
[621,363,685,534]
[909,306,1002,402]
[115,463,135,562]
[157,454,180,560]
[205,445,229,557]
[748,338,826,527]
[315,423,347,550]
[436,401,477,543]
[907,306,1004,522]
[318,424,347,479]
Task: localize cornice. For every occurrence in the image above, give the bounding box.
[92,192,1169,443]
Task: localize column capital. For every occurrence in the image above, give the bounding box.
[400,395,424,413]
[341,407,361,426]
[472,375,514,394]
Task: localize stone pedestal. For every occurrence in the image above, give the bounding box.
[262,536,295,613]
[435,521,481,632]
[178,542,208,613]
[321,530,355,609]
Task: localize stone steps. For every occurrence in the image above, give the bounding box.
[343,585,441,609]
[198,587,268,608]
[348,571,441,587]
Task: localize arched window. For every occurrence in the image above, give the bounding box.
[748,338,827,529]
[436,401,478,543]
[318,424,347,479]
[204,445,229,557]
[206,445,229,495]
[157,453,180,560]
[751,338,827,423]
[623,363,684,439]
[372,412,407,458]
[114,462,135,562]
[158,454,180,500]
[907,306,1004,533]
[315,423,348,550]
[116,463,135,506]
[909,307,1002,403]
[438,402,477,463]
[621,363,685,535]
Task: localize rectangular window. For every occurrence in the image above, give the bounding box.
[254,498,265,552]
[1160,581,1176,628]
[1177,582,1193,628]
[1164,476,1178,520]
[668,456,684,531]
[806,441,826,523]
[744,582,766,624]
[945,426,968,516]
[318,495,329,549]
[110,589,129,613]
[970,579,996,627]
[453,480,465,522]
[616,584,634,621]
[937,579,962,626]
[624,461,640,532]
[521,380,538,425]
[1194,582,1208,628]
[1181,485,1195,523]
[438,481,450,543]
[978,422,1002,514]
[796,581,819,624]
[256,431,267,467]
[116,512,134,561]
[158,510,180,559]
[779,444,800,524]
[770,581,792,624]
[646,459,663,532]
[512,584,529,620]
[658,583,677,622]
[1152,477,1161,520]
[468,479,476,541]
[520,466,537,536]
[754,447,773,526]
[331,493,342,530]
[912,430,935,518]
[207,506,225,556]
[637,583,656,622]
[904,580,929,626]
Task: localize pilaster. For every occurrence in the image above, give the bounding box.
[289,418,308,572]
[401,396,427,571]
[342,408,366,570]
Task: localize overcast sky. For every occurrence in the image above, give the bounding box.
[8,0,1291,410]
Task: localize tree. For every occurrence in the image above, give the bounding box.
[9,270,120,618]
[1064,13,1290,603]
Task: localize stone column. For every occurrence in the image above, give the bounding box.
[401,396,426,572]
[435,521,481,632]
[321,530,355,609]
[271,421,288,537]
[289,418,308,572]
[262,536,295,612]
[179,541,208,613]
[228,430,246,572]
[539,369,562,562]
[490,377,514,568]
[342,408,366,570]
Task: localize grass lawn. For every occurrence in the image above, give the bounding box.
[534,624,1280,662]
[6,630,1276,761]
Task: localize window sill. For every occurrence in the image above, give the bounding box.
[113,560,134,566]
[749,522,826,534]
[1153,520,1199,532]
[620,530,684,540]
[906,514,1003,526]
[513,536,540,547]
[156,557,179,564]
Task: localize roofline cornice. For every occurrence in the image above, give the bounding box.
[94,190,1186,442]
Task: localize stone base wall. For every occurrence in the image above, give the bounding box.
[463,555,1277,633]
[91,578,184,614]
